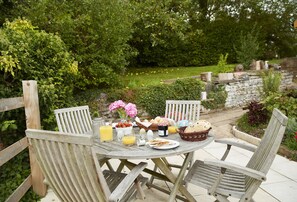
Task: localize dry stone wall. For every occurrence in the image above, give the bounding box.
[224,71,293,107]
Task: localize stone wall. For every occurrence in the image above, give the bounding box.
[224,71,293,107]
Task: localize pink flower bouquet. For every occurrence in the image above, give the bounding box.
[108,100,137,120]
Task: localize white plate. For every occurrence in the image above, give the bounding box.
[147,138,180,150]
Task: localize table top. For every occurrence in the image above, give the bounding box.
[92,133,214,159]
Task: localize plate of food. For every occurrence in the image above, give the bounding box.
[147,138,180,150]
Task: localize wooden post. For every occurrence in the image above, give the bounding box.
[22,80,47,196]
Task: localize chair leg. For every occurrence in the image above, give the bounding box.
[149,157,171,185]
[106,160,115,172]
[148,164,158,186]
[214,194,229,202]
[135,178,146,200]
[150,154,194,188]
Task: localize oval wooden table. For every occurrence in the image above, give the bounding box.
[93,133,214,202]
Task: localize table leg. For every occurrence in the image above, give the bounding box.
[169,152,193,201]
[120,159,169,182]
[152,153,196,202]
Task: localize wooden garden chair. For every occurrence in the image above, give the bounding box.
[165,100,201,123]
[184,108,288,202]
[26,129,148,202]
[54,105,114,171]
[54,105,93,135]
[150,100,201,185]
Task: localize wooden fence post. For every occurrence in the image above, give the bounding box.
[22,80,47,196]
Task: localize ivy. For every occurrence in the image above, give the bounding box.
[0,150,40,202]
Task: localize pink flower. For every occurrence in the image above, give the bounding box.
[109,100,126,111]
[109,100,137,119]
[125,103,137,118]
[295,131,297,142]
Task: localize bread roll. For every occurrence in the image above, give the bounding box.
[184,120,211,133]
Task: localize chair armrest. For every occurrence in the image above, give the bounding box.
[204,159,266,181]
[215,139,257,152]
[109,162,147,202]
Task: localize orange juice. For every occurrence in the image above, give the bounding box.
[122,135,136,146]
[99,126,113,142]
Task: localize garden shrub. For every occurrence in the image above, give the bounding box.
[136,85,172,118]
[0,18,77,130]
[138,78,204,117]
[217,53,229,73]
[0,19,77,201]
[261,70,282,97]
[247,101,269,126]
[0,150,40,202]
[170,79,204,100]
[263,92,297,118]
[236,113,266,138]
[102,78,205,118]
[236,101,270,138]
[237,93,297,152]
[0,119,39,201]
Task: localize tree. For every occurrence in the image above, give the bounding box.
[234,26,262,69]
[1,0,296,69]
[129,0,194,67]
[18,0,136,89]
[0,18,77,129]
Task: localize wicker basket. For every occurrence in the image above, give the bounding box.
[136,122,159,131]
[178,126,211,142]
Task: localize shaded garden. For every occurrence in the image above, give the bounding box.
[0,0,297,200]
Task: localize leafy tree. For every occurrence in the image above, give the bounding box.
[17,0,136,89]
[129,0,194,67]
[0,18,77,202]
[251,0,297,58]
[0,18,77,129]
[1,0,296,68]
[0,0,16,26]
[234,26,262,69]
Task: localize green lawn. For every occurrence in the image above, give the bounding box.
[122,65,234,87]
[122,59,283,87]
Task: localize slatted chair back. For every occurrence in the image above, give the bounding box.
[245,108,288,189]
[184,108,288,202]
[165,100,201,122]
[26,129,107,202]
[54,105,92,134]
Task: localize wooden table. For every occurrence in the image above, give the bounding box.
[92,133,214,202]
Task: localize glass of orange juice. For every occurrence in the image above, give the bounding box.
[99,125,113,142]
[122,134,136,146]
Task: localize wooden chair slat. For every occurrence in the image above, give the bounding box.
[185,108,288,201]
[165,100,201,122]
[26,129,148,202]
[54,105,92,135]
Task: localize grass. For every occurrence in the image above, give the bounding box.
[121,59,283,88]
[122,64,234,87]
